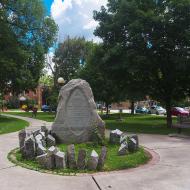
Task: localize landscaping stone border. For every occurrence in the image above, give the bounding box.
[7,146,157,177]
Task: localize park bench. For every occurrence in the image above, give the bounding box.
[172,116,190,133]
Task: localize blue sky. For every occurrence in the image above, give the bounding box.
[43,0,54,15]
[43,0,107,42]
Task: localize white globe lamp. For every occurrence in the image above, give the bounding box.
[57,77,65,85]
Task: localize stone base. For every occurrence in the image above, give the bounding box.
[51,125,93,144]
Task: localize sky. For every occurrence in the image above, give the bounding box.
[43,0,107,43]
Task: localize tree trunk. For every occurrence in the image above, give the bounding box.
[166,101,172,128]
[131,100,135,115]
[105,103,109,116]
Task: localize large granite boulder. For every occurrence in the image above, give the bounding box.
[51,79,105,143]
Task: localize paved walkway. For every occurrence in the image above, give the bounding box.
[1,115,190,190]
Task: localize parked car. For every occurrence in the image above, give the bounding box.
[41,105,56,112]
[135,106,149,114]
[148,105,166,115]
[171,107,189,116]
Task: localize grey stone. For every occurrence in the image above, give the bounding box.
[46,146,59,169]
[47,146,58,155]
[118,143,128,156]
[51,79,105,143]
[77,149,86,170]
[87,150,99,170]
[110,129,123,144]
[36,144,46,156]
[97,146,107,170]
[41,125,49,137]
[46,134,56,147]
[55,151,66,169]
[24,136,36,160]
[35,134,46,147]
[128,137,138,153]
[36,153,48,168]
[18,129,26,149]
[129,134,139,147]
[32,129,41,137]
[120,135,128,144]
[67,144,77,169]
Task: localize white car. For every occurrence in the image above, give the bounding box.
[149,106,166,115]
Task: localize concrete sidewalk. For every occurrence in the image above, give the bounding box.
[1,115,190,190]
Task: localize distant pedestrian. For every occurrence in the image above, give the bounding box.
[32,105,38,118]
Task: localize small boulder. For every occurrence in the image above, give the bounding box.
[118,143,128,156]
[18,129,26,149]
[41,125,49,137]
[36,153,48,168]
[24,136,36,160]
[87,150,99,170]
[77,149,86,170]
[32,129,41,137]
[55,151,66,169]
[46,146,59,169]
[110,129,123,144]
[67,144,77,169]
[128,138,138,153]
[129,134,139,147]
[97,146,107,170]
[46,134,56,147]
[36,144,46,156]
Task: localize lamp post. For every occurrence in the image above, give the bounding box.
[57,77,65,89]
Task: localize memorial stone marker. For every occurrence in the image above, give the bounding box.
[51,79,105,143]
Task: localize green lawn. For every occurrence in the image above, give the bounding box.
[103,113,180,135]
[6,111,55,122]
[5,111,187,135]
[0,115,29,135]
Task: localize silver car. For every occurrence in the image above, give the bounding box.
[149,106,166,115]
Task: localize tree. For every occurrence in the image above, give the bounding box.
[53,37,95,84]
[0,0,58,94]
[94,0,190,127]
[79,44,125,115]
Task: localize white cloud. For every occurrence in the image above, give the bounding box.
[51,0,107,42]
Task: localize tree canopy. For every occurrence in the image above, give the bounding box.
[53,37,95,84]
[0,0,58,94]
[94,0,190,127]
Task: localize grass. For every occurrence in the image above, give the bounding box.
[0,115,29,135]
[8,141,149,175]
[5,111,185,135]
[103,113,182,135]
[6,111,55,122]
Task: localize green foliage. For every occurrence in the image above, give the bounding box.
[53,37,96,83]
[94,0,190,127]
[79,45,125,109]
[6,96,20,109]
[46,89,59,108]
[0,0,58,94]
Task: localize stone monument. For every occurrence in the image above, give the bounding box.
[51,79,105,143]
